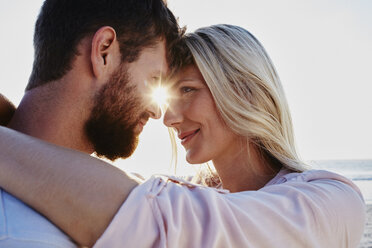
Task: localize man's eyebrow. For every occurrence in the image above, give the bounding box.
[152,70,168,79]
[151,71,161,78]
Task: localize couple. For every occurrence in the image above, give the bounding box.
[0,0,365,247]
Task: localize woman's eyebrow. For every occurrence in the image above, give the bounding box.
[168,78,194,90]
[177,78,195,83]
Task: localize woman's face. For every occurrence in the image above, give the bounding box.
[164,65,240,164]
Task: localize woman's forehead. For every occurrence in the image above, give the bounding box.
[169,65,203,83]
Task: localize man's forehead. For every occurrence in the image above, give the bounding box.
[139,41,169,75]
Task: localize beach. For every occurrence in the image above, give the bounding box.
[359,203,372,248]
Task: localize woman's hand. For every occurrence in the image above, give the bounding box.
[0,94,16,125]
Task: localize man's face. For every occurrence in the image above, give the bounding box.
[85,40,168,161]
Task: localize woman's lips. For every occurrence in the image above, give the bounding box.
[179,129,200,146]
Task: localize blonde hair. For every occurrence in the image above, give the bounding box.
[181,24,308,172]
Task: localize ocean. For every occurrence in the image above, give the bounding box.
[309,160,372,203]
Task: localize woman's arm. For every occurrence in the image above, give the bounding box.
[0,126,139,247]
[0,94,16,125]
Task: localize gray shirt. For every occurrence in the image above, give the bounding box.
[0,189,76,247]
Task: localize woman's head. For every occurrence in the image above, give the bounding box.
[166,24,307,172]
[164,64,241,167]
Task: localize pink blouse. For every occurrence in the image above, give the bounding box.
[94,169,365,247]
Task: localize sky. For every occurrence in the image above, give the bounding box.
[0,0,371,176]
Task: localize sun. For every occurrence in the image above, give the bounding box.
[152,86,169,107]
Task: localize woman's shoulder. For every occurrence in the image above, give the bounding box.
[265,168,365,205]
[264,168,366,223]
[267,168,363,194]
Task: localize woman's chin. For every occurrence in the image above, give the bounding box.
[186,151,208,165]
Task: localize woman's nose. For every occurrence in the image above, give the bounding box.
[163,103,183,128]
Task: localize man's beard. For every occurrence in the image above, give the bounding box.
[85,65,149,161]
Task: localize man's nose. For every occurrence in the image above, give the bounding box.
[146,102,161,119]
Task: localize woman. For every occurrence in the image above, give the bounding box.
[0,24,365,247]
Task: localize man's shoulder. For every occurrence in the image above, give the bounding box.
[0,188,77,247]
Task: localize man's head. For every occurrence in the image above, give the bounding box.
[86,40,169,160]
[27,0,180,91]
[25,0,182,160]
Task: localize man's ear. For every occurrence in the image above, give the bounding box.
[91,26,120,78]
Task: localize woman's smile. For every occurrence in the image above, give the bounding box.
[179,129,200,146]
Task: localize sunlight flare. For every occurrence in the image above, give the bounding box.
[152,86,169,107]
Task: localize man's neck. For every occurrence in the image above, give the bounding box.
[8,84,94,154]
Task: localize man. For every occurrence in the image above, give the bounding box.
[0,0,181,247]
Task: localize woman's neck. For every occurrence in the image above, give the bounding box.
[212,143,280,192]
